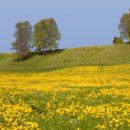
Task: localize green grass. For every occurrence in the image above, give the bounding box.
[0,44,130,72]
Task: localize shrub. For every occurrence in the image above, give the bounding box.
[113,37,123,44]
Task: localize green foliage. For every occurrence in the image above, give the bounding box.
[33,18,61,53]
[113,37,123,44]
[119,11,130,43]
[12,21,32,61]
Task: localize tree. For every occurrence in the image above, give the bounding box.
[119,11,130,43]
[113,36,123,44]
[12,21,32,61]
[33,18,61,53]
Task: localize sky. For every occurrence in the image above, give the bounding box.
[0,0,130,52]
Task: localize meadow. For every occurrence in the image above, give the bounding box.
[1,64,130,130]
[0,44,130,72]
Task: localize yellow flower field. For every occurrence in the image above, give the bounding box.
[0,64,130,130]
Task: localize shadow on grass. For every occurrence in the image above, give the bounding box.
[36,49,65,55]
[13,49,65,62]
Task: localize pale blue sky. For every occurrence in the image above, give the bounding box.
[0,0,130,52]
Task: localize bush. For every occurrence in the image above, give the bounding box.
[113,37,123,44]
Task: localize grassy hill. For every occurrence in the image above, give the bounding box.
[0,44,130,72]
[1,44,130,129]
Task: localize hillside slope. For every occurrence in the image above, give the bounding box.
[0,44,130,71]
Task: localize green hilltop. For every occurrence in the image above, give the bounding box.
[0,44,130,72]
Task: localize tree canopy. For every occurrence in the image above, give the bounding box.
[33,18,61,53]
[12,21,32,61]
[119,12,130,43]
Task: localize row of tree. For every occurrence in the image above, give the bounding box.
[113,9,130,44]
[12,18,61,61]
